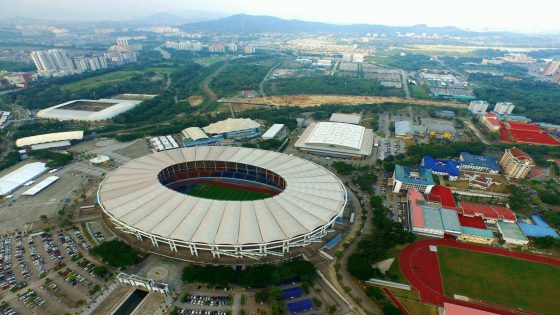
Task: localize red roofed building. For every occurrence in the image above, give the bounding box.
[428,185,456,208]
[499,122,560,146]
[458,214,486,229]
[458,202,517,223]
[480,113,501,132]
[443,302,498,315]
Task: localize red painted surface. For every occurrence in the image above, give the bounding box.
[458,214,487,229]
[399,239,559,315]
[382,288,410,315]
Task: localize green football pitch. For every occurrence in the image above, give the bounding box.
[187,184,272,201]
[438,246,560,315]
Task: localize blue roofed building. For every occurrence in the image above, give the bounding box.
[518,214,559,238]
[459,152,500,174]
[392,164,435,194]
[421,156,460,181]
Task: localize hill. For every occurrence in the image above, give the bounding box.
[181,14,499,36]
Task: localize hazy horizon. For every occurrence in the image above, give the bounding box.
[1,0,559,34]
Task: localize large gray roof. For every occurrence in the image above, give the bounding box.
[98,146,346,246]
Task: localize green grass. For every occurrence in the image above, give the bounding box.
[187,184,272,201]
[438,246,560,315]
[61,68,169,91]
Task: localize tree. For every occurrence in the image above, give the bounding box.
[347,254,374,280]
[89,240,140,268]
[92,266,108,278]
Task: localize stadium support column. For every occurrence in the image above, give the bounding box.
[282,241,289,253]
[168,240,177,252]
[136,232,143,241]
[189,244,198,256]
[150,236,159,247]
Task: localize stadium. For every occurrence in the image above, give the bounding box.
[97,146,347,261]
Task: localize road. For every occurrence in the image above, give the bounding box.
[464,118,491,145]
[334,184,382,315]
[154,44,171,59]
[400,70,410,99]
[196,62,228,114]
[258,62,280,97]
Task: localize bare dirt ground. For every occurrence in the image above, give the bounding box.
[221,94,467,108]
[188,95,204,106]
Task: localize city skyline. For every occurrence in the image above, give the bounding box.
[1,0,560,34]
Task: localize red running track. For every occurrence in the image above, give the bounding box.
[399,238,560,315]
[382,288,410,315]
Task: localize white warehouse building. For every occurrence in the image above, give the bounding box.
[294,122,374,160]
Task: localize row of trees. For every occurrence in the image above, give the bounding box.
[29,150,73,168]
[347,196,416,281]
[181,260,316,288]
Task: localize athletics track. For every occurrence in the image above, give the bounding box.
[399,238,560,315]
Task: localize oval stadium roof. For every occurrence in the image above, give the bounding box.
[97,146,347,247]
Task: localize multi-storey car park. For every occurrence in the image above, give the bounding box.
[97,146,347,260]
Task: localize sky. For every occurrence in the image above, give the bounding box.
[1,0,559,33]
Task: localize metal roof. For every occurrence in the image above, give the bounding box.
[181,127,208,141]
[261,124,285,139]
[329,113,362,125]
[22,176,59,196]
[16,131,84,147]
[203,118,261,135]
[395,121,412,136]
[305,122,364,150]
[0,162,48,195]
[98,146,346,246]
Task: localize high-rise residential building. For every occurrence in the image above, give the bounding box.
[493,102,515,115]
[226,43,238,52]
[543,61,560,76]
[31,49,75,76]
[31,51,57,72]
[208,43,225,53]
[244,46,256,54]
[468,100,489,114]
[117,38,129,48]
[499,147,534,179]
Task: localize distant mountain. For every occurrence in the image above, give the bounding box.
[180,14,485,36]
[128,11,227,26]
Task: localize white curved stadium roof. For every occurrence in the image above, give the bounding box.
[16,131,84,147]
[98,146,346,247]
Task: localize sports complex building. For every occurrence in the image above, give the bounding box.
[37,98,144,121]
[294,122,373,160]
[97,146,347,260]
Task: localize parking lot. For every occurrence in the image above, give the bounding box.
[375,137,406,160]
[0,229,105,314]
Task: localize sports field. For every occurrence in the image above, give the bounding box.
[438,246,560,315]
[187,184,272,201]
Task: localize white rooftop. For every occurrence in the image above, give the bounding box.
[329,113,362,125]
[22,176,59,196]
[306,122,364,150]
[262,124,285,139]
[0,162,48,196]
[16,131,84,147]
[181,127,208,141]
[36,98,142,121]
[203,118,261,135]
